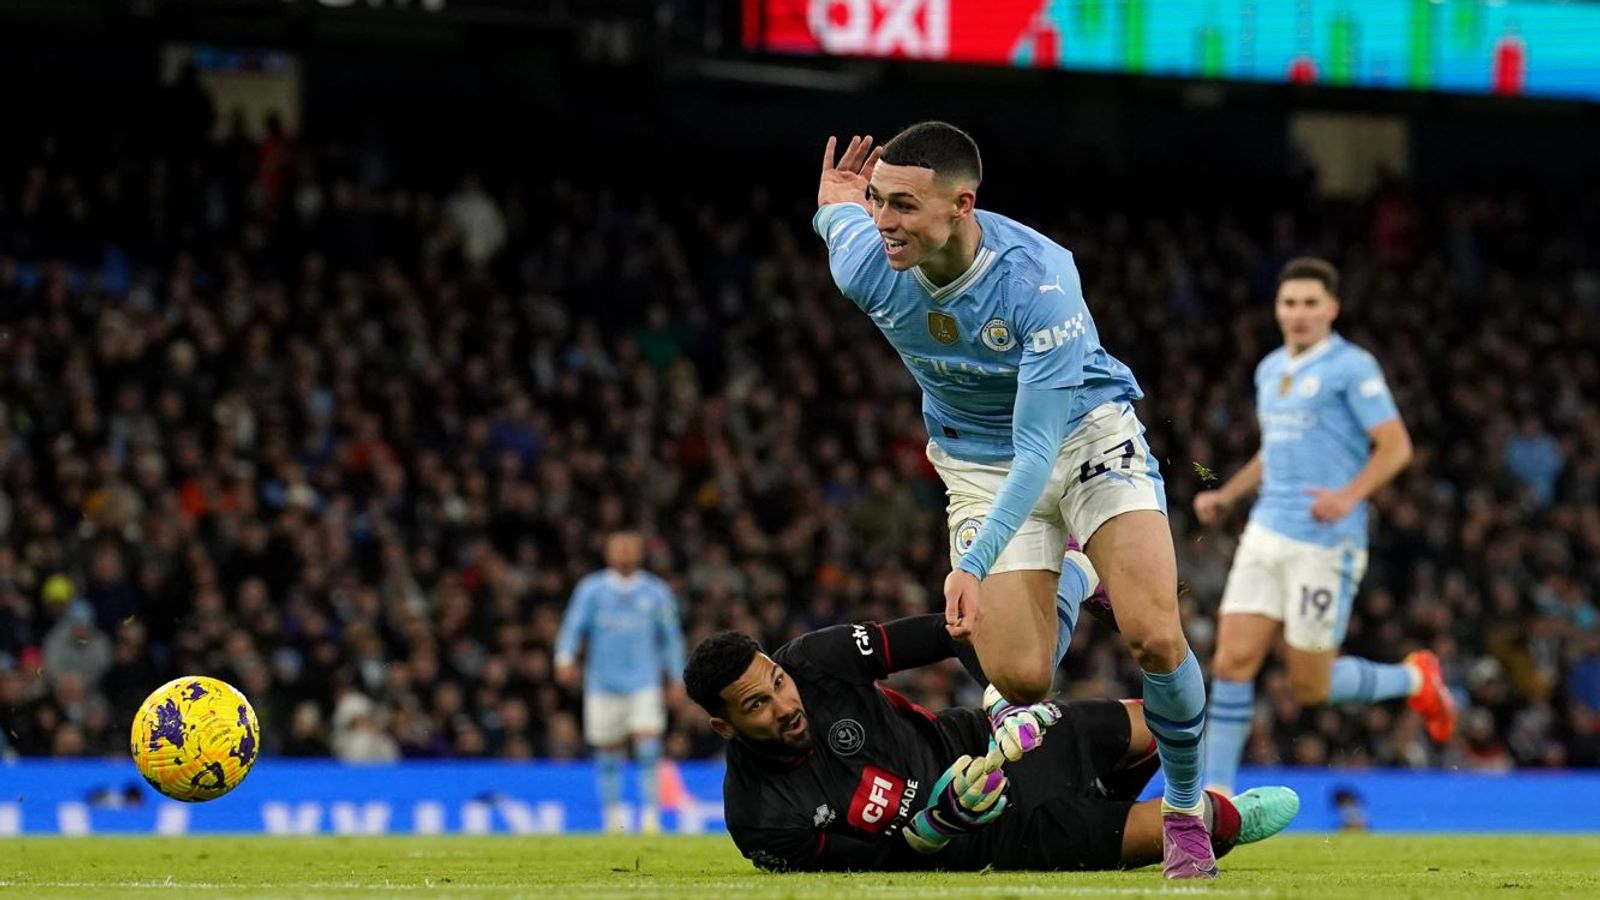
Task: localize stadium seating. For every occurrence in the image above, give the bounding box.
[1,115,1597,773]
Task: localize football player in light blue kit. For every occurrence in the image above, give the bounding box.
[815,123,1218,878]
[1195,257,1457,795]
[555,530,686,835]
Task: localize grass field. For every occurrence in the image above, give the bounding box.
[4,835,1600,899]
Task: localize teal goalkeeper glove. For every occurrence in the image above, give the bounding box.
[982,684,1063,766]
[903,754,1009,854]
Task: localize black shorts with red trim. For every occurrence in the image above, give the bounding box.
[944,699,1139,872]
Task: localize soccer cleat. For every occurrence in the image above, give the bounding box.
[1232,786,1300,845]
[1405,650,1457,743]
[639,805,661,837]
[1161,807,1220,879]
[1064,537,1118,632]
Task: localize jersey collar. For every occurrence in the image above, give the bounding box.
[912,245,997,304]
[1281,333,1339,375]
[604,569,643,590]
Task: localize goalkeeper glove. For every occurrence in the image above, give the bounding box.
[982,683,1063,766]
[903,754,1009,854]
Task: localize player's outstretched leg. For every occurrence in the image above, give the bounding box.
[1205,613,1276,794]
[1086,510,1216,879]
[1231,786,1301,846]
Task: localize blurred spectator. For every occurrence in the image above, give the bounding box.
[0,118,1595,773]
[444,174,506,267]
[1505,414,1565,507]
[330,693,400,763]
[42,602,113,690]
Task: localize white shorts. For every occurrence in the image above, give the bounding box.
[583,688,666,747]
[1217,522,1369,652]
[930,402,1168,575]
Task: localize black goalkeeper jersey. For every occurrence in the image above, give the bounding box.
[721,618,993,872]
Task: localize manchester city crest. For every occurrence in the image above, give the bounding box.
[980,318,1016,352]
[953,517,983,554]
[927,311,959,345]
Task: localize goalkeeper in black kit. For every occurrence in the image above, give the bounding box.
[684,615,1300,872]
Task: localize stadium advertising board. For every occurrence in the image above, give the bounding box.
[743,0,1600,102]
[6,761,1600,835]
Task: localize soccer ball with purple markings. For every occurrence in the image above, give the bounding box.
[130,676,260,802]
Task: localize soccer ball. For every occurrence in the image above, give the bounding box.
[130,676,260,802]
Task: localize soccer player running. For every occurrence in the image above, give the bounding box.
[685,616,1300,872]
[815,123,1216,876]
[555,530,686,834]
[1195,258,1457,795]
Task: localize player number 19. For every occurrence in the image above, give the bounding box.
[1300,586,1334,621]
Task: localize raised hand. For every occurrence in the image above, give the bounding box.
[818,135,883,211]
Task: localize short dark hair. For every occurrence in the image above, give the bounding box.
[1278,257,1340,296]
[684,631,761,716]
[880,121,982,187]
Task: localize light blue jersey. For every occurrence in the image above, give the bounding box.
[815,203,1145,577]
[1250,333,1399,548]
[814,203,1141,465]
[554,569,685,695]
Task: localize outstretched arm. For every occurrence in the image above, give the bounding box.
[945,383,1077,638]
[780,614,986,684]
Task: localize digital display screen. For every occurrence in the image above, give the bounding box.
[743,0,1600,102]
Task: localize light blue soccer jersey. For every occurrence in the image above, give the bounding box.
[813,203,1141,465]
[554,570,686,695]
[1250,334,1400,548]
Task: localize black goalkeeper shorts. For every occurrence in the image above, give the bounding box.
[953,699,1139,872]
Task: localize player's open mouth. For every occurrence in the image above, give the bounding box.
[883,236,908,256]
[782,714,806,737]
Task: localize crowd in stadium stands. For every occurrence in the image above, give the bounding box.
[2,94,1598,773]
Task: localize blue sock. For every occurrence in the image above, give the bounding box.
[1142,648,1207,811]
[634,736,662,809]
[1203,679,1255,795]
[1329,656,1417,705]
[1051,554,1093,670]
[596,748,624,808]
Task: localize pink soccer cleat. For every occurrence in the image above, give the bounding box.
[1162,807,1220,879]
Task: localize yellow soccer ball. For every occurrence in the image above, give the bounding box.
[130,676,260,802]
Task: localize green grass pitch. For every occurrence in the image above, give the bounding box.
[3,835,1599,899]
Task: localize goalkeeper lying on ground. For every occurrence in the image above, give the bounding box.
[683,615,1299,872]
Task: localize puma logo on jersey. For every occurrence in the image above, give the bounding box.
[1038,275,1064,294]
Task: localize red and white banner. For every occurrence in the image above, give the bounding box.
[744,0,1048,64]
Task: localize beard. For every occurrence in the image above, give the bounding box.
[735,715,812,757]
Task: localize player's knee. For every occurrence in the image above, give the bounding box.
[990,662,1053,705]
[1212,648,1263,682]
[1125,627,1187,673]
[1289,677,1331,706]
